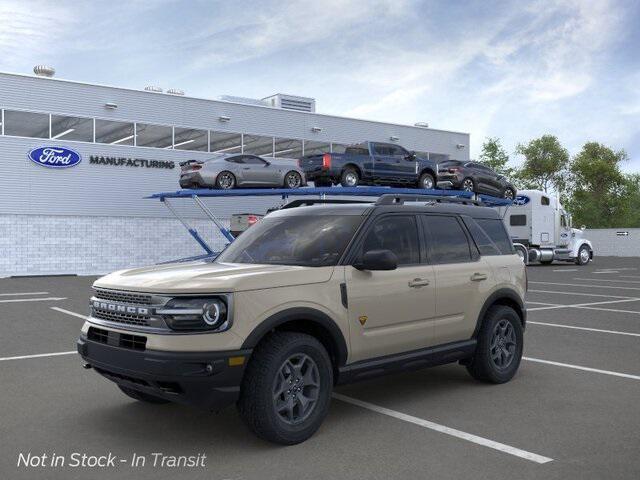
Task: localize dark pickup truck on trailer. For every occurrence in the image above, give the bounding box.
[299,141,438,189]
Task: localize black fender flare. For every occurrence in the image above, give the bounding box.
[472,288,526,337]
[241,307,348,367]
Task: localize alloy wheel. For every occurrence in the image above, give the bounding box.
[272,353,320,425]
[345,172,358,187]
[286,172,302,188]
[421,176,434,189]
[462,179,474,191]
[580,247,590,263]
[490,319,517,370]
[504,188,514,200]
[218,172,235,189]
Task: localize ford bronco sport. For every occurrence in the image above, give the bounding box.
[77,194,526,445]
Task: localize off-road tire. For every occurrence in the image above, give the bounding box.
[466,305,523,384]
[238,332,333,445]
[340,168,359,187]
[418,172,435,190]
[118,385,171,404]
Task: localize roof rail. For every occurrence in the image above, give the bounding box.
[375,194,484,206]
[280,199,372,209]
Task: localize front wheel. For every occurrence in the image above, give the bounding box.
[418,172,435,190]
[466,305,523,384]
[575,245,591,265]
[284,171,303,189]
[216,171,236,189]
[238,332,333,445]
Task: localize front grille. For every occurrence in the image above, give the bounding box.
[87,326,147,351]
[94,288,152,305]
[92,308,151,327]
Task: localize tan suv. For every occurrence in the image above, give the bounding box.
[77,194,526,445]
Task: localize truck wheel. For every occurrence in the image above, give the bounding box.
[462,177,475,192]
[340,168,359,187]
[575,245,591,265]
[216,171,236,189]
[238,332,333,445]
[418,172,435,190]
[466,305,523,384]
[118,385,171,404]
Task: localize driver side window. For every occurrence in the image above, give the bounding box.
[361,216,420,266]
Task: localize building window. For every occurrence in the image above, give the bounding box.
[3,110,49,138]
[95,119,134,145]
[331,143,347,154]
[173,127,208,151]
[135,123,173,149]
[210,131,242,154]
[274,138,303,158]
[303,140,330,156]
[243,134,274,156]
[51,114,93,142]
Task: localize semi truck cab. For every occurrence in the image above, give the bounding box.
[501,190,593,265]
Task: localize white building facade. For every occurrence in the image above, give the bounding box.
[0,71,470,276]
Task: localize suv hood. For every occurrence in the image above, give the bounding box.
[94,261,334,294]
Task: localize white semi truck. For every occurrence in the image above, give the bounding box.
[500,189,593,265]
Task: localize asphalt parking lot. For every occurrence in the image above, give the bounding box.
[1,257,639,480]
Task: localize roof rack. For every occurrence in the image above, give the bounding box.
[280,199,372,209]
[375,194,484,206]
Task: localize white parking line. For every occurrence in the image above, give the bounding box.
[528,321,640,337]
[51,307,89,320]
[333,393,553,464]
[0,297,67,304]
[528,298,640,311]
[529,281,640,291]
[523,357,640,381]
[526,301,560,306]
[0,351,76,362]
[593,271,619,274]
[528,290,636,299]
[0,291,49,296]
[552,269,578,272]
[620,275,640,279]
[576,306,640,315]
[573,278,640,284]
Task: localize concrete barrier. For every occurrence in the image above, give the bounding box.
[585,228,640,257]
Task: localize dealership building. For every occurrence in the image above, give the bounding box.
[0,68,470,277]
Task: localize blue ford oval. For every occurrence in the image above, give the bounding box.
[28,146,82,169]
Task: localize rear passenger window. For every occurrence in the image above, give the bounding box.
[464,220,501,256]
[422,216,471,264]
[475,219,514,254]
[510,215,526,226]
[362,216,419,265]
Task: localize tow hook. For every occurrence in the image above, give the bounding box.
[82,363,92,370]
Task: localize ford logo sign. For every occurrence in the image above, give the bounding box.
[28,146,82,169]
[513,195,530,206]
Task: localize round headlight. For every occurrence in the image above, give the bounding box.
[203,302,222,326]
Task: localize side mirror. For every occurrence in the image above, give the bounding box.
[354,249,398,271]
[264,161,271,166]
[405,151,416,161]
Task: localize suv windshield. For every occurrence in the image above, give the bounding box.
[216,214,363,267]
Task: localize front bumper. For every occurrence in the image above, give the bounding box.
[77,335,251,411]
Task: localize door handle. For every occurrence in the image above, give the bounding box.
[243,167,250,170]
[470,273,488,281]
[408,278,430,288]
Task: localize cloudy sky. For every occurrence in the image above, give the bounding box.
[1,0,639,169]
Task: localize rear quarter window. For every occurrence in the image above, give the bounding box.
[471,218,514,255]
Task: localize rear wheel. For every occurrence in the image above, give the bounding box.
[118,385,170,404]
[284,171,303,189]
[418,172,435,190]
[216,171,236,189]
[238,332,333,445]
[575,244,591,265]
[466,305,523,383]
[462,177,475,192]
[340,168,359,187]
[503,187,516,200]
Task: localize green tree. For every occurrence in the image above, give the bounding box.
[566,142,636,228]
[479,137,514,177]
[515,135,569,193]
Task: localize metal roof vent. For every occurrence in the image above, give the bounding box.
[144,85,163,93]
[33,65,55,77]
[167,88,185,96]
[262,94,316,113]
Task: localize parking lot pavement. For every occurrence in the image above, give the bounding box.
[1,257,639,479]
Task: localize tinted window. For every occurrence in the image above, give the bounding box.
[475,219,514,254]
[4,110,49,138]
[541,196,550,206]
[243,155,266,165]
[345,145,369,155]
[95,119,134,145]
[51,114,93,142]
[217,215,362,267]
[464,219,500,256]
[361,216,419,265]
[510,215,526,226]
[422,216,471,264]
[226,156,244,164]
